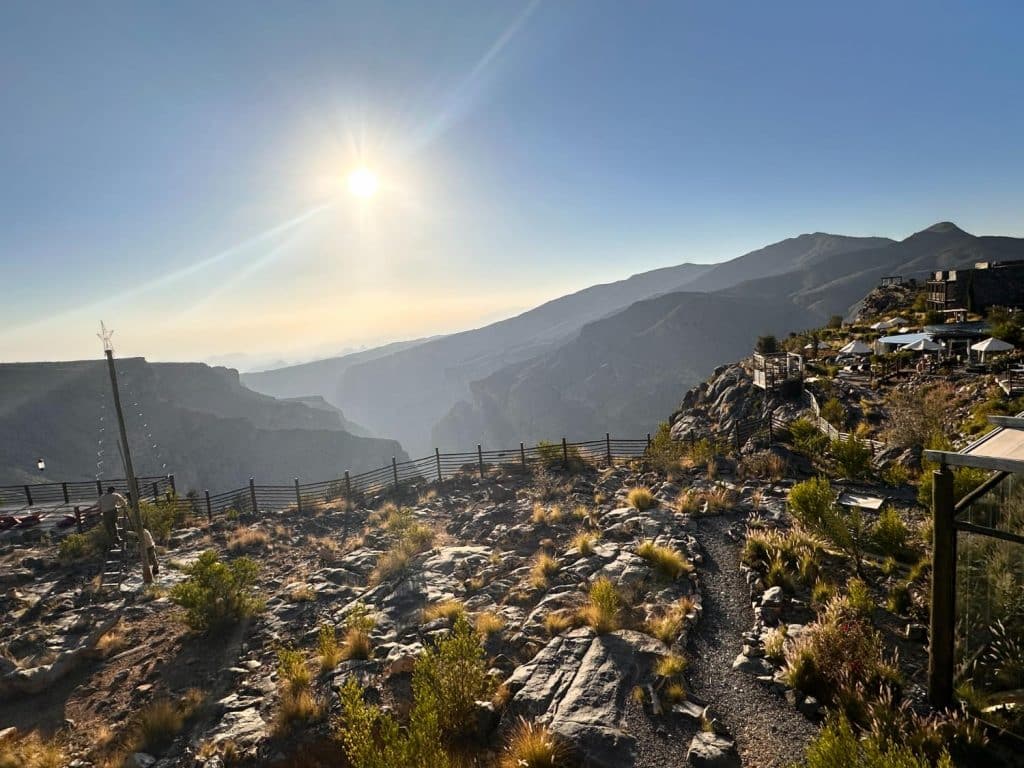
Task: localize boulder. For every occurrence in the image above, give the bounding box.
[687,731,740,768]
[507,629,664,768]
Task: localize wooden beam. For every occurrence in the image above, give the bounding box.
[923,449,1024,475]
[929,465,956,709]
[954,520,1024,547]
[986,415,1024,430]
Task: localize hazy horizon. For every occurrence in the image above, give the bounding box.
[4,1,1024,364]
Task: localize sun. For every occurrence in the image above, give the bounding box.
[346,167,379,198]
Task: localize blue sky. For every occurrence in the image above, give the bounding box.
[2,0,1022,365]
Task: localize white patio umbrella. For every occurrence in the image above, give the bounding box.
[901,338,943,352]
[889,316,909,325]
[839,340,873,355]
[803,341,831,350]
[870,320,894,331]
[971,336,1014,362]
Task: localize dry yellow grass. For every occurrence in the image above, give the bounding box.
[0,731,65,768]
[499,718,565,768]
[626,486,657,510]
[655,653,688,678]
[317,623,341,672]
[544,612,574,636]
[645,597,695,644]
[274,689,323,735]
[579,577,620,634]
[570,530,599,555]
[530,552,561,589]
[96,621,128,655]
[227,527,270,553]
[340,627,372,661]
[636,540,693,580]
[475,610,505,638]
[675,489,701,515]
[423,599,466,623]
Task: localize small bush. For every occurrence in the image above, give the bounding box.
[370,518,436,584]
[579,577,621,633]
[811,581,836,610]
[675,489,701,514]
[789,477,869,579]
[134,699,188,753]
[790,418,829,458]
[341,627,372,661]
[58,533,94,562]
[170,550,263,631]
[797,713,951,768]
[317,623,341,671]
[275,689,322,734]
[636,540,692,580]
[821,397,847,429]
[139,497,182,545]
[704,486,735,512]
[831,434,873,480]
[499,718,566,768]
[277,647,312,696]
[881,463,910,487]
[626,486,657,510]
[846,578,874,619]
[886,583,912,615]
[872,507,910,558]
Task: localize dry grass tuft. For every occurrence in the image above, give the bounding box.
[0,731,65,768]
[626,486,657,510]
[475,610,505,638]
[274,689,323,735]
[570,529,599,555]
[655,653,688,678]
[645,597,695,644]
[544,611,575,637]
[317,623,341,671]
[96,621,128,655]
[579,577,621,634]
[423,599,467,623]
[636,540,693,580]
[227,527,270,553]
[675,488,701,515]
[340,627,372,661]
[499,718,567,768]
[530,552,561,589]
[289,584,316,603]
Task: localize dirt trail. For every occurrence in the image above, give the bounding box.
[686,514,817,767]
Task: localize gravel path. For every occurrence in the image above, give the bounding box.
[686,514,818,767]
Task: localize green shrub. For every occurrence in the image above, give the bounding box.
[821,397,847,430]
[830,434,873,480]
[58,533,94,562]
[646,422,685,474]
[790,418,829,457]
[789,477,869,578]
[139,496,182,545]
[797,713,952,768]
[535,440,586,472]
[916,465,990,508]
[886,583,912,615]
[872,507,910,558]
[413,614,493,738]
[880,463,910,487]
[169,550,264,631]
[846,578,874,619]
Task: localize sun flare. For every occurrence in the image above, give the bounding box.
[346,167,379,198]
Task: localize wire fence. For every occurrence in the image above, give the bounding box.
[0,475,174,510]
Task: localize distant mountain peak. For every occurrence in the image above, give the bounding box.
[920,221,969,236]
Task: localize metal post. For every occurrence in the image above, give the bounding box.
[345,470,351,498]
[62,482,69,505]
[520,442,526,468]
[606,433,612,466]
[152,482,159,503]
[96,480,103,497]
[24,485,32,507]
[562,437,569,467]
[647,433,652,450]
[929,464,957,709]
[435,448,443,482]
[102,346,152,583]
[392,457,399,489]
[249,477,257,515]
[169,474,176,496]
[204,490,212,523]
[478,445,484,478]
[295,478,302,513]
[74,506,83,534]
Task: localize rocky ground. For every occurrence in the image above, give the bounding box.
[0,457,869,768]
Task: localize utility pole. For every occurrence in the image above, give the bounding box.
[98,322,153,584]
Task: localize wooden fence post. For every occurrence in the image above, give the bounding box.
[248,477,257,515]
[606,433,612,466]
[435,448,443,482]
[520,442,526,468]
[929,464,956,709]
[562,437,568,467]
[647,433,652,450]
[345,471,351,498]
[23,485,32,507]
[74,506,83,534]
[169,474,176,496]
[294,478,302,513]
[392,457,399,489]
[152,482,159,503]
[204,490,212,523]
[62,482,69,504]
[96,480,103,497]
[478,445,484,478]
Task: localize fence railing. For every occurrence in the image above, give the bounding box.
[0,475,175,510]
[802,390,887,454]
